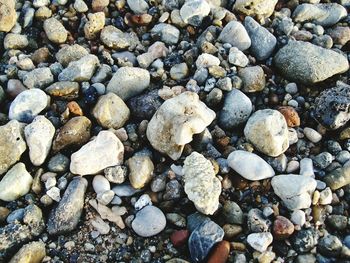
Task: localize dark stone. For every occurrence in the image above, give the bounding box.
[128,90,162,120]
[187,212,211,233]
[291,229,318,253]
[318,235,342,257]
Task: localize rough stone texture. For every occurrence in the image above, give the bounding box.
[4,34,28,49]
[9,241,46,263]
[247,232,273,252]
[180,0,210,26]
[0,0,17,32]
[183,152,221,215]
[106,67,150,100]
[234,0,277,19]
[45,81,79,100]
[56,44,89,67]
[43,17,67,44]
[274,41,349,84]
[151,23,180,45]
[70,130,124,175]
[238,66,266,93]
[324,160,350,190]
[47,177,88,235]
[244,109,289,157]
[84,12,105,39]
[147,92,215,160]
[100,25,139,50]
[218,21,251,51]
[127,155,154,189]
[128,90,162,120]
[131,205,166,237]
[22,67,54,89]
[227,150,275,180]
[0,120,26,175]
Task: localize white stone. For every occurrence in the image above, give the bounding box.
[228,47,249,67]
[96,190,115,205]
[24,115,55,166]
[132,205,166,237]
[303,127,322,143]
[70,131,124,175]
[151,23,180,45]
[234,0,278,19]
[291,210,306,226]
[196,53,220,68]
[218,21,251,51]
[180,0,211,26]
[319,187,332,205]
[127,0,149,14]
[43,17,68,44]
[299,158,314,177]
[47,186,61,202]
[286,160,299,173]
[247,232,273,253]
[134,194,152,210]
[92,175,111,194]
[74,0,88,12]
[227,150,275,181]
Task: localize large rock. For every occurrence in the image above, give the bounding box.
[0,163,33,202]
[70,130,124,175]
[24,115,55,166]
[47,177,88,235]
[218,21,251,51]
[274,41,349,84]
[9,241,46,263]
[271,174,317,210]
[324,160,350,190]
[244,109,289,157]
[183,152,221,215]
[0,120,26,175]
[100,25,139,50]
[227,150,275,180]
[0,0,17,32]
[131,205,166,237]
[234,0,277,19]
[146,92,215,160]
[106,67,150,100]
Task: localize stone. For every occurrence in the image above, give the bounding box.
[146,92,215,160]
[183,152,221,215]
[151,23,180,45]
[127,0,148,14]
[100,25,139,50]
[244,109,289,157]
[244,16,276,60]
[228,47,249,67]
[84,12,105,39]
[318,235,342,257]
[131,205,166,237]
[271,174,317,210]
[74,0,88,12]
[0,0,17,32]
[171,230,190,247]
[293,3,347,26]
[70,131,123,175]
[137,41,169,68]
[328,26,350,46]
[247,232,273,253]
[234,0,277,19]
[134,194,152,210]
[128,90,162,120]
[45,81,79,100]
[222,201,243,225]
[127,155,154,189]
[9,89,49,123]
[207,240,230,263]
[300,158,314,177]
[274,41,349,84]
[218,21,251,51]
[9,241,46,263]
[106,67,150,100]
[277,106,300,127]
[238,66,265,93]
[291,210,306,226]
[22,67,53,89]
[196,53,220,68]
[223,224,242,239]
[92,175,110,194]
[47,153,70,173]
[47,177,88,235]
[170,63,189,80]
[0,120,26,175]
[187,212,211,232]
[43,17,67,44]
[324,160,350,190]
[112,183,141,197]
[47,187,60,202]
[4,34,28,49]
[56,44,89,67]
[0,163,32,202]
[303,127,322,143]
[104,165,127,184]
[24,115,55,166]
[58,54,100,82]
[247,208,271,233]
[227,150,275,180]
[180,0,210,26]
[92,93,130,129]
[327,215,347,230]
[188,220,224,262]
[273,216,294,240]
[6,79,27,98]
[319,187,332,205]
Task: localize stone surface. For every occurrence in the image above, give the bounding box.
[244,109,289,157]
[222,201,244,225]
[273,216,294,240]
[0,0,17,32]
[128,90,162,120]
[92,175,110,194]
[22,67,53,89]
[183,152,221,215]
[274,41,349,84]
[180,0,210,26]
[227,150,275,180]
[84,12,105,39]
[100,25,139,50]
[131,205,166,237]
[45,81,79,100]
[9,241,46,263]
[218,21,251,51]
[318,234,342,257]
[127,155,154,189]
[324,160,350,190]
[56,44,89,67]
[70,130,124,175]
[247,232,273,253]
[4,34,28,49]
[238,65,265,93]
[43,17,67,44]
[278,106,300,127]
[127,0,148,14]
[234,0,277,19]
[207,240,230,263]
[147,92,215,160]
[151,23,180,45]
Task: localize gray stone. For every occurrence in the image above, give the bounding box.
[218,21,251,51]
[222,201,244,225]
[238,65,266,93]
[48,153,70,173]
[127,0,149,14]
[56,44,89,67]
[180,0,210,26]
[324,160,350,190]
[43,17,67,44]
[247,208,271,233]
[247,232,273,252]
[104,165,127,184]
[112,183,141,197]
[100,25,139,50]
[234,0,277,19]
[131,205,166,237]
[151,23,180,45]
[128,90,162,120]
[22,67,53,89]
[4,34,28,49]
[228,47,249,67]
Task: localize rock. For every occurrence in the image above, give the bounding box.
[9,241,46,263]
[58,54,100,82]
[171,230,190,247]
[56,44,89,67]
[323,160,350,190]
[183,152,221,215]
[128,90,162,120]
[106,67,150,100]
[127,155,154,189]
[223,224,242,239]
[84,12,105,39]
[180,0,210,26]
[303,127,322,143]
[47,177,88,235]
[314,85,350,130]
[228,47,249,67]
[328,26,350,46]
[291,210,306,226]
[292,230,318,254]
[6,79,27,98]
[318,234,342,257]
[227,150,275,180]
[48,153,70,173]
[247,208,271,232]
[43,17,67,44]
[244,109,289,157]
[131,205,166,237]
[244,16,276,60]
[92,175,110,194]
[187,212,211,232]
[147,92,215,160]
[222,201,244,225]
[273,216,294,240]
[74,0,88,12]
[45,81,79,100]
[271,174,317,210]
[9,89,49,123]
[247,232,273,253]
[218,21,251,51]
[22,67,54,89]
[0,120,26,175]
[188,220,224,262]
[277,106,300,127]
[4,34,28,49]
[234,0,277,19]
[127,0,148,14]
[151,23,180,45]
[137,41,169,68]
[207,240,230,263]
[238,66,265,93]
[293,3,347,26]
[0,0,17,32]
[70,130,124,175]
[100,25,139,50]
[327,215,347,230]
[300,158,314,177]
[24,115,55,166]
[92,93,130,129]
[170,63,189,80]
[274,41,349,84]
[196,53,220,68]
[112,183,141,197]
[52,116,91,152]
[134,194,152,210]
[104,165,126,184]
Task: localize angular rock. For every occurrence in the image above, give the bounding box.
[22,67,54,89]
[127,155,154,189]
[9,241,46,263]
[70,130,124,175]
[228,47,249,67]
[100,25,139,50]
[0,0,17,32]
[45,81,79,100]
[234,0,277,19]
[183,152,221,215]
[146,92,215,160]
[56,44,89,67]
[131,205,166,237]
[84,12,105,39]
[218,21,251,51]
[180,0,210,26]
[43,17,67,44]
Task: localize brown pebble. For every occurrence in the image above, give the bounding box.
[170,230,189,247]
[207,240,230,263]
[31,47,50,64]
[273,215,294,240]
[278,106,300,127]
[230,242,246,251]
[223,224,242,240]
[0,206,10,222]
[67,101,83,116]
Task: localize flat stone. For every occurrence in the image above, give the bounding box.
[45,81,79,100]
[218,21,251,51]
[131,205,166,237]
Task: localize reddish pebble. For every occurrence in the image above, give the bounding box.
[170,230,189,247]
[278,106,300,127]
[67,101,83,116]
[273,216,294,240]
[207,240,230,263]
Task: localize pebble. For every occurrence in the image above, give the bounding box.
[48,153,70,173]
[74,0,88,12]
[9,241,46,263]
[4,33,28,49]
[170,63,189,80]
[127,155,154,189]
[146,92,215,160]
[112,183,141,197]
[247,232,273,253]
[324,160,350,190]
[100,25,139,50]
[104,165,127,184]
[46,187,61,202]
[196,53,220,68]
[134,194,152,210]
[273,216,294,240]
[92,175,111,194]
[303,127,322,143]
[207,240,230,263]
[228,47,249,67]
[84,12,105,39]
[22,67,53,89]
[180,0,210,26]
[299,158,314,177]
[151,23,180,45]
[127,0,148,14]
[43,17,67,44]
[218,21,251,51]
[0,0,16,32]
[238,66,266,93]
[131,205,166,237]
[227,150,275,180]
[244,109,289,157]
[234,0,277,19]
[70,130,124,175]
[318,234,342,257]
[56,44,89,67]
[329,26,350,46]
[247,208,271,233]
[291,210,306,226]
[277,106,300,127]
[171,230,189,247]
[45,81,79,100]
[183,152,221,215]
[327,215,347,231]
